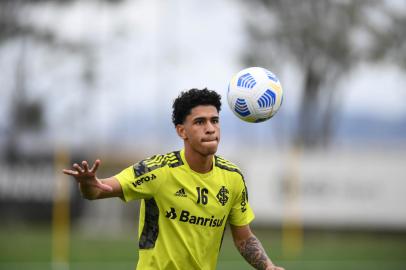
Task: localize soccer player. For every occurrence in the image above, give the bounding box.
[63,88,284,270]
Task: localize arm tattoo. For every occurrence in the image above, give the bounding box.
[236,235,271,270]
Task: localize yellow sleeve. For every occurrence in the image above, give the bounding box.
[115,162,167,202]
[228,175,255,226]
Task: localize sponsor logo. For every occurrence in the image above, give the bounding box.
[241,189,247,212]
[216,186,229,206]
[165,207,177,219]
[175,188,187,197]
[165,208,225,228]
[131,173,156,188]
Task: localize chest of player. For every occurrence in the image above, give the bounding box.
[156,168,234,220]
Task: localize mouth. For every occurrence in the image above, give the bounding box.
[201,138,218,143]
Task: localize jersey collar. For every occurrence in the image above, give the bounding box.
[180,149,215,178]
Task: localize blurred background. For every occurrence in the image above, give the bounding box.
[0,0,405,269]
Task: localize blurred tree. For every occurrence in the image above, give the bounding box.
[243,0,406,148]
[0,0,122,161]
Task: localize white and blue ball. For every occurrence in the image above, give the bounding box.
[227,67,283,123]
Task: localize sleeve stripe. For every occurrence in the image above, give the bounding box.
[133,151,184,177]
[216,158,240,170]
[214,156,243,177]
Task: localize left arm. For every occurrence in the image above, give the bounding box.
[231,224,285,270]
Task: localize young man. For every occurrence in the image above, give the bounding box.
[63,88,284,270]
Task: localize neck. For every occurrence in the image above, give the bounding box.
[184,147,213,174]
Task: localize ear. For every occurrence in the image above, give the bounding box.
[176,124,187,140]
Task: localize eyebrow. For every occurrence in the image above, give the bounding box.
[193,116,219,122]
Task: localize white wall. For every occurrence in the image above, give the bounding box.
[243,148,406,230]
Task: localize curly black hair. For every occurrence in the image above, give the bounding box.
[172,88,222,126]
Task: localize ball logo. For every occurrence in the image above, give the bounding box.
[265,69,279,82]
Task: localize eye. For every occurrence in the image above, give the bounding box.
[212,118,219,124]
[195,119,204,125]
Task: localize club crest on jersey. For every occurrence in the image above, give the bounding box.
[216,186,229,206]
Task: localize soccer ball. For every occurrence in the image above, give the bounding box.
[227,67,283,123]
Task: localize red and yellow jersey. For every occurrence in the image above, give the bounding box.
[115,149,255,270]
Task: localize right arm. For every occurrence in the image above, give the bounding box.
[63,160,123,200]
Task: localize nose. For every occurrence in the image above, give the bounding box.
[206,122,215,133]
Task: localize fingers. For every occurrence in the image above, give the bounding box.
[67,160,100,174]
[63,159,102,182]
[90,159,101,173]
[82,161,90,172]
[73,163,85,174]
[71,160,101,172]
[62,169,78,176]
[62,161,91,178]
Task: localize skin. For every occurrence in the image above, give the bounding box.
[175,105,220,173]
[63,104,284,270]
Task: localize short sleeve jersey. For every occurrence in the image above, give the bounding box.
[115,149,255,270]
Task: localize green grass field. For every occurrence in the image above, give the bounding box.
[1,223,405,270]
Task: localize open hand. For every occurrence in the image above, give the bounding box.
[63,160,112,192]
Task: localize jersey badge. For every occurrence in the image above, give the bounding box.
[216,186,229,206]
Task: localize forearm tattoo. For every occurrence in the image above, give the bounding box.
[236,235,271,270]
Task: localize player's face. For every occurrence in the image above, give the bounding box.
[177,105,220,157]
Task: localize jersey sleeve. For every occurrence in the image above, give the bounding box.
[228,175,255,226]
[115,156,168,202]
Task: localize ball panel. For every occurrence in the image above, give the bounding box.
[237,73,257,89]
[257,89,276,109]
[234,98,251,117]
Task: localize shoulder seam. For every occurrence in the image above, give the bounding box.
[214,155,244,178]
[133,151,184,177]
[165,151,184,168]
